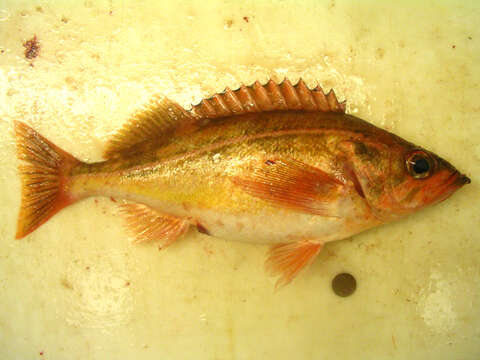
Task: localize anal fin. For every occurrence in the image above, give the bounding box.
[266,241,323,288]
[120,203,190,249]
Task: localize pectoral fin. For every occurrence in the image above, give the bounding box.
[266,241,323,288]
[119,203,190,249]
[232,158,344,216]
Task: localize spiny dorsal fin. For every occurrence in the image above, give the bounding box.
[104,79,345,159]
[190,78,345,119]
[103,96,195,159]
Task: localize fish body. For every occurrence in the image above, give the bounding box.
[15,80,470,286]
[71,111,380,244]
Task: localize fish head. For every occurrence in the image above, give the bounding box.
[342,140,470,220]
[386,146,470,216]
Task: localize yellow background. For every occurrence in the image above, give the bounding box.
[0,0,479,359]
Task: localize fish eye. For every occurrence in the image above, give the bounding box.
[406,151,434,179]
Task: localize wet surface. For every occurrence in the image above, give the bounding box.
[0,0,479,359]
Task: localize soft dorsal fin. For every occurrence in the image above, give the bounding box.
[104,79,345,159]
[190,78,345,119]
[103,96,195,159]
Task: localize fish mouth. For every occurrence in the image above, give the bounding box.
[454,173,471,186]
[446,171,471,188]
[422,171,470,206]
[432,171,471,204]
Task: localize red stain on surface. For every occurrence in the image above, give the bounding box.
[203,244,214,255]
[196,222,210,236]
[23,35,40,59]
[110,196,117,202]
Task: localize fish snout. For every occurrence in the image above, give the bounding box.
[454,173,471,186]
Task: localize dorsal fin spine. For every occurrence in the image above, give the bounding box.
[312,85,330,111]
[280,80,299,109]
[223,87,244,114]
[253,81,274,111]
[266,80,288,109]
[326,90,341,112]
[296,79,317,110]
[238,85,258,112]
[200,99,216,117]
[211,94,231,117]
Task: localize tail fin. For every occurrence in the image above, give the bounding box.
[14,121,81,239]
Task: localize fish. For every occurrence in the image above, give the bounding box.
[14,79,470,287]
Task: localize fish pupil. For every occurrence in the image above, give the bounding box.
[413,157,429,174]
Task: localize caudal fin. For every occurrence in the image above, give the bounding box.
[14,121,81,239]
